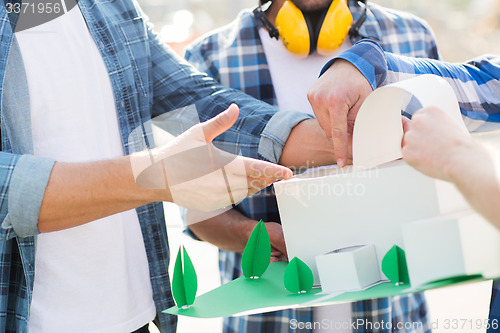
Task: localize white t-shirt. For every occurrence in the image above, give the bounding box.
[15,6,155,333]
[259,28,353,333]
[259,28,352,115]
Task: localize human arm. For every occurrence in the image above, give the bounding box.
[402,106,500,229]
[335,40,500,121]
[188,208,288,262]
[2,106,291,239]
[308,39,500,165]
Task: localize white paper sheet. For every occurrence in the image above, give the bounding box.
[353,74,467,169]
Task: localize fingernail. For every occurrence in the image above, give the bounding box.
[337,158,345,168]
[228,104,238,116]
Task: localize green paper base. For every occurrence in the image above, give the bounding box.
[163,262,485,318]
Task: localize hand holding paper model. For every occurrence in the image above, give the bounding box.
[307,59,373,167]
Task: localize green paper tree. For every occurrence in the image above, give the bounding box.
[241,220,271,279]
[284,257,314,294]
[172,245,198,308]
[381,245,410,285]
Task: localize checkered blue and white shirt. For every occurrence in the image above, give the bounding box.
[325,39,500,130]
[185,1,441,332]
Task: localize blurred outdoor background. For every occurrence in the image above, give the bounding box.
[137,0,500,61]
[134,0,500,332]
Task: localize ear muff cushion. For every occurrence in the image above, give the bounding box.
[275,1,311,58]
[317,0,353,55]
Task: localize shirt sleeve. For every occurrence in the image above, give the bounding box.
[0,153,55,240]
[321,39,500,129]
[144,20,311,164]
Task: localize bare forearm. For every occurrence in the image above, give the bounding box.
[279,119,337,169]
[188,209,257,253]
[33,105,291,234]
[448,143,500,229]
[457,182,500,230]
[38,157,168,233]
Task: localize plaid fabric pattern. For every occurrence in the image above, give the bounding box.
[488,280,500,333]
[331,39,500,130]
[0,0,296,331]
[185,1,439,332]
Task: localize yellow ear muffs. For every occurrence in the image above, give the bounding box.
[275,1,313,58]
[274,0,353,57]
[317,0,353,55]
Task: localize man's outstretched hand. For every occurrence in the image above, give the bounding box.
[131,104,293,211]
[307,59,373,167]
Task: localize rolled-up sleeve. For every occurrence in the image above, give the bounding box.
[1,154,55,240]
[259,111,313,164]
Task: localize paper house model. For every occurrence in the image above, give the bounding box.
[402,210,500,287]
[316,244,381,292]
[274,160,469,285]
[274,75,471,286]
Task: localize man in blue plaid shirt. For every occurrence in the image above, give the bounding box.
[185,0,440,332]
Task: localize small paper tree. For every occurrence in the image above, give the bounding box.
[241,220,271,279]
[284,257,314,294]
[172,245,198,308]
[381,245,410,285]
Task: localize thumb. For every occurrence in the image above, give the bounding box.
[201,104,239,142]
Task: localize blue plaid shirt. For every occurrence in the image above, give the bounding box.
[185,1,439,332]
[325,39,500,128]
[489,280,500,333]
[0,1,313,332]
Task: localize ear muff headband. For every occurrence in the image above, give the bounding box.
[274,0,353,57]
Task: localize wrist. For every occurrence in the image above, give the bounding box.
[127,151,173,203]
[442,138,478,183]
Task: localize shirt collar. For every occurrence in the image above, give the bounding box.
[349,0,384,43]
